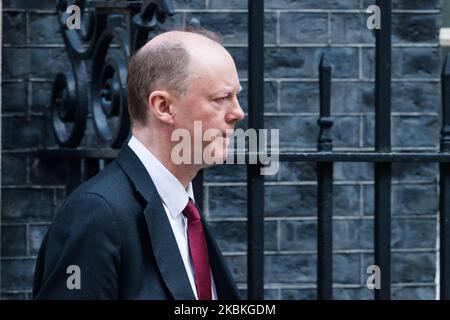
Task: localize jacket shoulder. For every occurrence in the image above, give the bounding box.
[70,161,134,202]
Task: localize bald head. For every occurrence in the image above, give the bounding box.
[144,30,221,51]
[126,30,231,127]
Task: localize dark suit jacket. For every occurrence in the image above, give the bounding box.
[32,146,240,300]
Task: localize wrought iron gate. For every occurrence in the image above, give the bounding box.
[41,0,450,300]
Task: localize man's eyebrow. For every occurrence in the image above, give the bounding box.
[213,86,242,96]
[230,86,243,95]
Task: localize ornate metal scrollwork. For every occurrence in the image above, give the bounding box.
[132,0,175,51]
[57,0,106,59]
[51,0,175,148]
[51,59,88,147]
[91,27,130,148]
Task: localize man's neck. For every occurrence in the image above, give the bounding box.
[132,128,198,189]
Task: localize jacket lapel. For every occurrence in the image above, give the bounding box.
[116,146,196,300]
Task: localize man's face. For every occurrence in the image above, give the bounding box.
[171,47,245,167]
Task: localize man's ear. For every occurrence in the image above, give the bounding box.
[148,90,175,125]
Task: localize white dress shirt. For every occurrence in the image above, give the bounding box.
[128,136,217,300]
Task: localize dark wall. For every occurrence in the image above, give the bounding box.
[1,0,443,299]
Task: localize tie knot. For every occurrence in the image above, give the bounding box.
[183,198,201,221]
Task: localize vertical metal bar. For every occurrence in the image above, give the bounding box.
[440,53,450,300]
[374,0,392,300]
[193,169,204,212]
[82,158,100,181]
[317,54,333,299]
[129,3,142,52]
[247,0,265,300]
[319,55,332,124]
[317,164,333,299]
[66,158,82,195]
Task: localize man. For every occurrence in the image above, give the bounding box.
[33,30,245,299]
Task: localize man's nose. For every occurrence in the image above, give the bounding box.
[226,97,245,123]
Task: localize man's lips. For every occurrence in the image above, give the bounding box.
[211,132,231,148]
[209,129,234,143]
[213,134,229,141]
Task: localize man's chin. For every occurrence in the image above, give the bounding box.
[201,148,229,168]
[202,152,228,168]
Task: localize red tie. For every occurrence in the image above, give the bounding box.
[183,198,212,300]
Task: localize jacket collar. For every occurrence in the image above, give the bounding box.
[115,145,196,300]
[115,145,241,300]
[127,136,195,219]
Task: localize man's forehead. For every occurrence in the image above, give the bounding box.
[192,63,240,93]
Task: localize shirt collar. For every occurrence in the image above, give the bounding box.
[128,135,195,218]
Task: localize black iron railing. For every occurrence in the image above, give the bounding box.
[41,0,450,300]
[247,0,265,300]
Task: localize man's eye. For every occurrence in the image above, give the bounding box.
[215,97,227,103]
